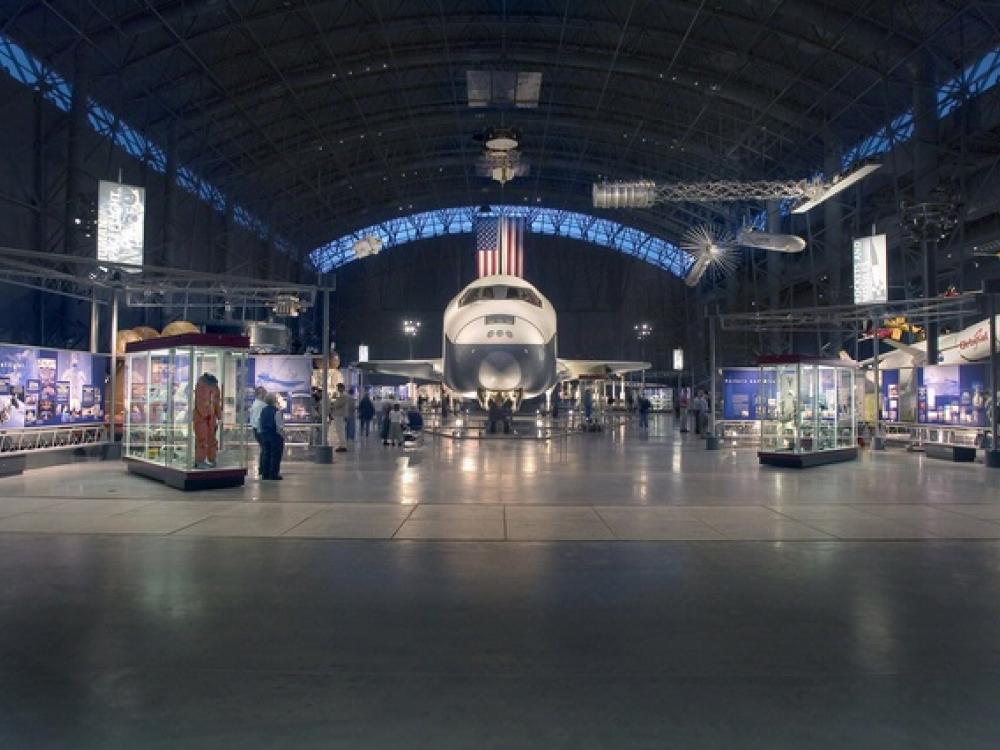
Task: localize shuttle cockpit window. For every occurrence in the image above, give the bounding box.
[459,286,496,306]
[459,285,540,307]
[505,286,542,307]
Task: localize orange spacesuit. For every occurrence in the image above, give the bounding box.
[193,373,222,467]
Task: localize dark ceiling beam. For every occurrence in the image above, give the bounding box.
[162,45,827,135]
[206,105,789,183]
[106,4,912,82]
[194,83,811,153]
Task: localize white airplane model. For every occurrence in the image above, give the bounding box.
[359,274,650,409]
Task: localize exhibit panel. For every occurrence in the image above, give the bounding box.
[0,344,108,431]
[757,356,857,468]
[123,334,249,490]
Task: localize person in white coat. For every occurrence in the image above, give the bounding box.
[329,383,348,452]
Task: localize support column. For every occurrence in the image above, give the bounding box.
[63,45,89,258]
[766,200,782,353]
[913,52,940,364]
[315,285,333,463]
[823,132,843,309]
[706,315,720,450]
[161,122,177,268]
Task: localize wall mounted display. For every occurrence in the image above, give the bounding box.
[0,345,107,429]
[880,369,900,423]
[97,180,145,267]
[721,368,773,420]
[916,364,988,427]
[246,355,314,424]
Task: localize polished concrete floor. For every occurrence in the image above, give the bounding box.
[4,415,1000,747]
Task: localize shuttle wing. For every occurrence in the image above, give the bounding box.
[557,359,651,380]
[357,359,443,381]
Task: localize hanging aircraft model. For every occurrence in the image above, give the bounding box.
[358,275,650,410]
[855,315,999,370]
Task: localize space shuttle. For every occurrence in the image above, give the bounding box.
[359,274,650,409]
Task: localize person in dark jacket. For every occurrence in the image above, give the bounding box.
[639,395,651,429]
[258,393,284,480]
[487,397,502,434]
[358,390,375,437]
[380,402,393,445]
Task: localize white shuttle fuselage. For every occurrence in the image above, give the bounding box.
[441,275,558,403]
[359,275,649,409]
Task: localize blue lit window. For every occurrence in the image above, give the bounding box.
[843,46,1000,170]
[0,32,286,252]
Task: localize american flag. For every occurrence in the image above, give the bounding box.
[476,216,524,278]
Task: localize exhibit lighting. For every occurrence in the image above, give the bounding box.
[634,322,653,341]
[402,318,421,359]
[358,344,369,363]
[790,163,882,214]
[673,348,684,371]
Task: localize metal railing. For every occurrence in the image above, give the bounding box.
[0,425,107,454]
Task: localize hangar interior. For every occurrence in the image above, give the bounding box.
[2,2,1000,747]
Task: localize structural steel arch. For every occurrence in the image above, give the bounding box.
[310,206,693,279]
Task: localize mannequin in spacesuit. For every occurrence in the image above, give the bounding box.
[193,373,222,468]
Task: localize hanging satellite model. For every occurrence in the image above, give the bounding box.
[475,126,529,185]
[681,225,739,287]
[681,224,806,286]
[352,235,383,258]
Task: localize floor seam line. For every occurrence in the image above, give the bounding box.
[389,504,420,540]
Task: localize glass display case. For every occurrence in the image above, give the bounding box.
[123,333,250,490]
[757,356,858,467]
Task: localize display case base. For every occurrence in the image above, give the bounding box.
[925,444,977,463]
[758,447,858,468]
[124,457,247,491]
[0,455,26,477]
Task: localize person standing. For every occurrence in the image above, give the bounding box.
[248,386,268,478]
[639,394,651,430]
[678,388,690,433]
[583,387,594,421]
[258,393,285,480]
[345,386,359,442]
[193,373,222,468]
[358,389,375,438]
[388,403,405,447]
[329,382,348,452]
[380,402,393,445]
[692,391,705,435]
[487,397,502,434]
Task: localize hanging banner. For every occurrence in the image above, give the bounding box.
[97,180,145,266]
[852,234,887,304]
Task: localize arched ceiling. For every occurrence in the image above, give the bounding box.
[6,0,998,255]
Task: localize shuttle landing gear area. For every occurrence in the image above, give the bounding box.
[476,387,523,411]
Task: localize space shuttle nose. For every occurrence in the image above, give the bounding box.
[478,351,523,391]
